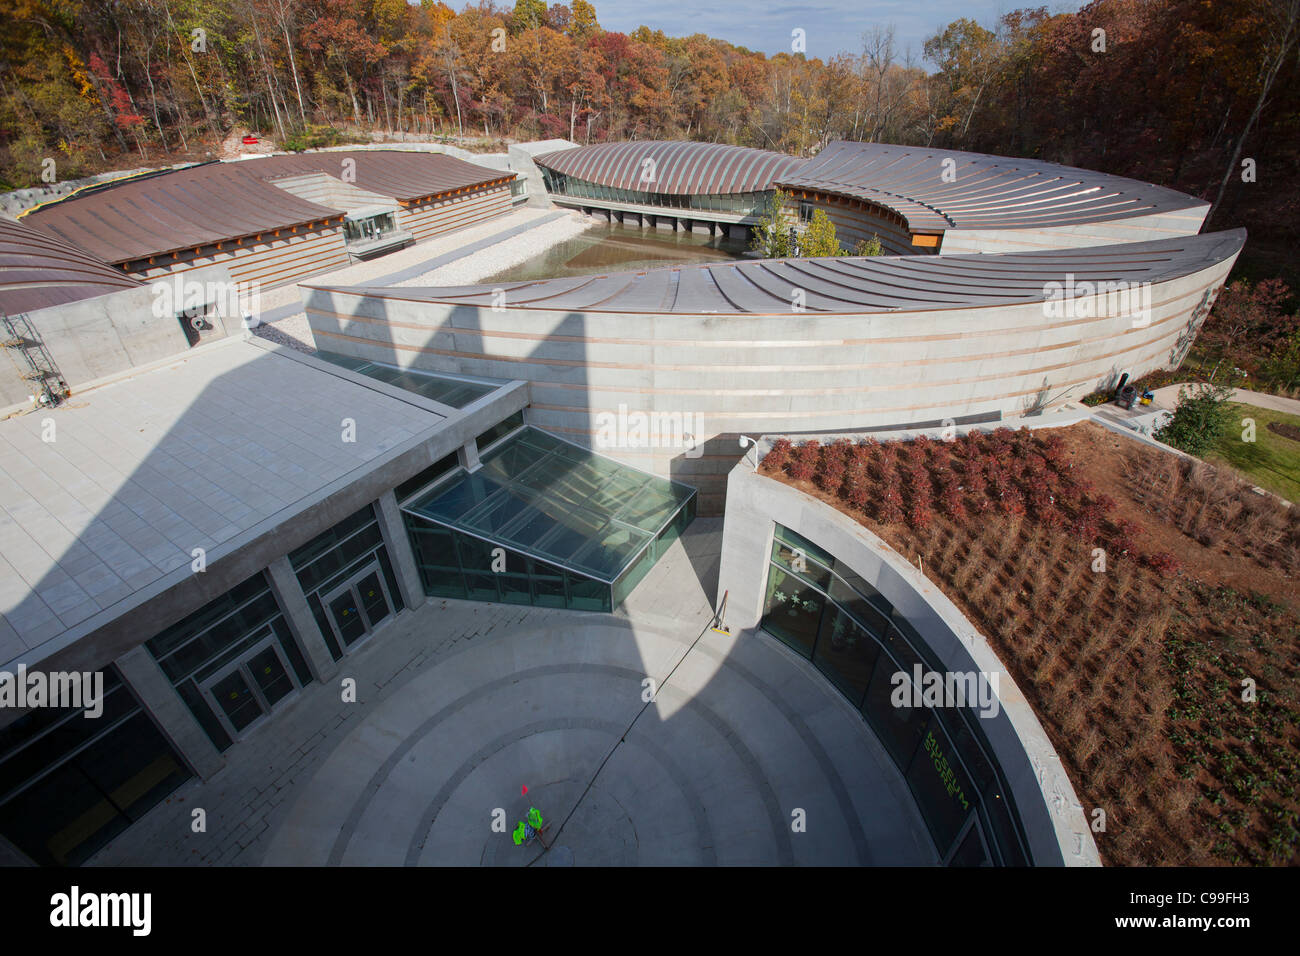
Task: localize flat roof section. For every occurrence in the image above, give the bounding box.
[0,218,143,316]
[0,337,459,670]
[779,140,1209,233]
[405,428,695,583]
[20,151,509,267]
[317,229,1246,316]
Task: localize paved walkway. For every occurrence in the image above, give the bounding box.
[1148,383,1300,416]
[254,207,566,326]
[90,519,934,866]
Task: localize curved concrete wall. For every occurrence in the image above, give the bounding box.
[301,247,1235,513]
[714,458,1100,866]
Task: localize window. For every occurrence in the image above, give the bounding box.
[475,410,525,452]
[146,572,311,751]
[0,667,191,865]
[758,522,1030,866]
[799,200,814,222]
[343,211,398,245]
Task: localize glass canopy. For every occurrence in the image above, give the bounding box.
[317,351,499,409]
[402,427,696,610]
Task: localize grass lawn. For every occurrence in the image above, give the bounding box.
[1205,403,1300,501]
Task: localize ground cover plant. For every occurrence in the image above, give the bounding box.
[760,422,1300,865]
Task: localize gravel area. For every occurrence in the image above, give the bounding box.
[252,207,592,354]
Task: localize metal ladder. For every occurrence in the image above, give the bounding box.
[2,312,68,407]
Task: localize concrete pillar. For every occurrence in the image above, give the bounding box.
[375,490,426,611]
[458,439,482,473]
[717,468,778,629]
[114,646,225,780]
[266,557,338,683]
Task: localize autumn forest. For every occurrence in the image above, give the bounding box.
[1,2,1298,294]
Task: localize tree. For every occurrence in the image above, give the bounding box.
[1209,0,1300,221]
[510,0,547,35]
[1154,382,1238,457]
[750,188,794,258]
[569,0,598,38]
[800,208,846,256]
[854,236,884,256]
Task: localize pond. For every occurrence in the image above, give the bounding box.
[480,221,750,283]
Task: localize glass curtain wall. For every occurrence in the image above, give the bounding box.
[0,667,192,865]
[402,427,696,612]
[146,572,312,751]
[540,169,769,217]
[760,524,1029,867]
[289,505,405,661]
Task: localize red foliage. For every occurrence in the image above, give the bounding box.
[939,484,968,521]
[817,450,847,492]
[787,440,819,481]
[764,438,793,470]
[907,499,934,530]
[878,481,905,524]
[1000,486,1027,517]
[1111,518,1144,555]
[1144,551,1182,575]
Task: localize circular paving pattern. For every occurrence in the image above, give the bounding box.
[261,618,937,866]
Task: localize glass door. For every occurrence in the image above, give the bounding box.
[200,633,299,739]
[205,669,265,735]
[322,562,393,651]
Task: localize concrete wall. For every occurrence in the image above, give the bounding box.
[507,145,554,209]
[1,267,244,409]
[715,458,1100,866]
[264,172,394,212]
[301,250,1237,514]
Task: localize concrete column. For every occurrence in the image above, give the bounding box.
[717,468,777,629]
[375,489,427,611]
[114,646,225,780]
[266,557,338,683]
[458,439,482,473]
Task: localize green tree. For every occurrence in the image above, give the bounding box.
[1262,329,1300,392]
[510,0,547,34]
[800,207,847,256]
[750,188,794,258]
[569,0,598,37]
[1154,381,1238,457]
[854,235,884,256]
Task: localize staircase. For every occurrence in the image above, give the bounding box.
[2,312,68,407]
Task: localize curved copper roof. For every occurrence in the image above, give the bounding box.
[0,218,142,316]
[778,141,1208,233]
[312,230,1244,316]
[533,141,806,195]
[21,151,507,266]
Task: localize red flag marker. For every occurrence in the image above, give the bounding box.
[522,785,528,795]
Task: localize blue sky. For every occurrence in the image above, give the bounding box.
[585,0,1090,63]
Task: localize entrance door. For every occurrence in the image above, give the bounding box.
[200,633,299,739]
[323,562,393,651]
[206,668,265,736]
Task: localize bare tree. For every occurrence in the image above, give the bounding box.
[1209,0,1300,221]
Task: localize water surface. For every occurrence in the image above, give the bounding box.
[481,222,749,283]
